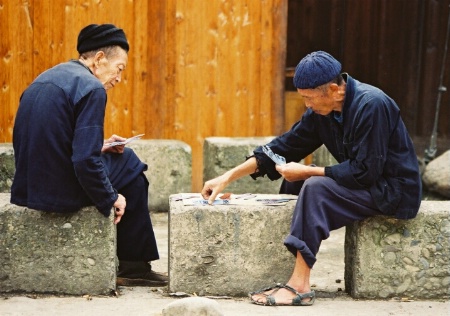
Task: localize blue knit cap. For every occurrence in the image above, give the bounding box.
[293,51,341,89]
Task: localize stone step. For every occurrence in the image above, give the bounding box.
[0,140,192,212]
[168,194,297,296]
[345,200,450,299]
[203,137,337,195]
[203,137,282,194]
[128,140,192,211]
[0,193,116,295]
[169,196,449,299]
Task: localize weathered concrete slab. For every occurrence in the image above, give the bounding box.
[169,194,297,296]
[0,140,192,212]
[203,137,282,194]
[0,143,14,193]
[312,144,338,166]
[0,193,116,295]
[345,200,450,299]
[203,138,337,195]
[129,140,192,211]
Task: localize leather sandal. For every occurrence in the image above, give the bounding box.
[249,283,315,306]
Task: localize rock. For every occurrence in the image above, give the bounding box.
[162,297,223,316]
[422,150,450,198]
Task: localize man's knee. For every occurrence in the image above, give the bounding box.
[300,176,336,195]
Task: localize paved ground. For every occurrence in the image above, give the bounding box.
[1,213,448,316]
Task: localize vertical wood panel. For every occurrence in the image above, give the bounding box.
[172,0,287,190]
[147,1,171,138]
[0,1,34,142]
[418,0,450,138]
[270,0,288,135]
[130,0,149,136]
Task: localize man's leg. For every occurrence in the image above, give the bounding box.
[252,176,382,305]
[116,173,158,261]
[251,250,313,305]
[102,148,168,286]
[115,172,168,286]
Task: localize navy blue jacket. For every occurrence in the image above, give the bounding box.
[11,60,117,216]
[252,74,422,219]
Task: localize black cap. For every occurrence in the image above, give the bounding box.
[77,24,129,54]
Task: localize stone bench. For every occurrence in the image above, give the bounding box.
[203,137,282,194]
[0,193,116,295]
[0,140,192,212]
[169,194,296,296]
[169,197,449,299]
[203,137,337,195]
[0,144,14,193]
[128,140,191,211]
[345,200,450,300]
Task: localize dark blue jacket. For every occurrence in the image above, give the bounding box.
[252,74,422,219]
[11,60,117,216]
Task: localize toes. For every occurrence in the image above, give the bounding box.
[251,293,268,304]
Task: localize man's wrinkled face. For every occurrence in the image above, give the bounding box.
[93,48,128,90]
[297,85,337,115]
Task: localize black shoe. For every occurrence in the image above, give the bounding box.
[117,261,168,287]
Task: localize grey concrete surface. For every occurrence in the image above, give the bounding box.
[128,140,192,212]
[0,194,116,296]
[169,195,297,296]
[0,213,448,316]
[0,140,193,212]
[203,137,283,194]
[0,143,14,193]
[346,201,450,299]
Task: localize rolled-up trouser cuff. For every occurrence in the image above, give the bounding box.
[284,234,317,269]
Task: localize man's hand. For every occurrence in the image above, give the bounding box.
[201,157,258,205]
[102,134,126,153]
[201,175,229,205]
[113,193,126,224]
[276,163,325,182]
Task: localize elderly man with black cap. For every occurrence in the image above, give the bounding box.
[11,24,168,287]
[201,51,422,306]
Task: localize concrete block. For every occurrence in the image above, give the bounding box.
[169,194,296,296]
[312,144,338,166]
[0,193,116,295]
[0,141,192,211]
[345,200,450,299]
[203,138,336,194]
[203,137,282,194]
[0,143,14,193]
[128,140,192,211]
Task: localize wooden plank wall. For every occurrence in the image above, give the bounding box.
[3,0,447,193]
[0,0,288,192]
[171,0,287,190]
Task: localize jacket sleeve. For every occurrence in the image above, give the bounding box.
[251,109,323,180]
[71,89,117,216]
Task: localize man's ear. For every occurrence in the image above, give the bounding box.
[94,51,106,67]
[329,82,339,92]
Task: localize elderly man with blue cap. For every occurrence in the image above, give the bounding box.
[11,24,168,287]
[201,51,422,306]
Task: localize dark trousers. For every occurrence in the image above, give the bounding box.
[102,148,159,262]
[280,177,382,268]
